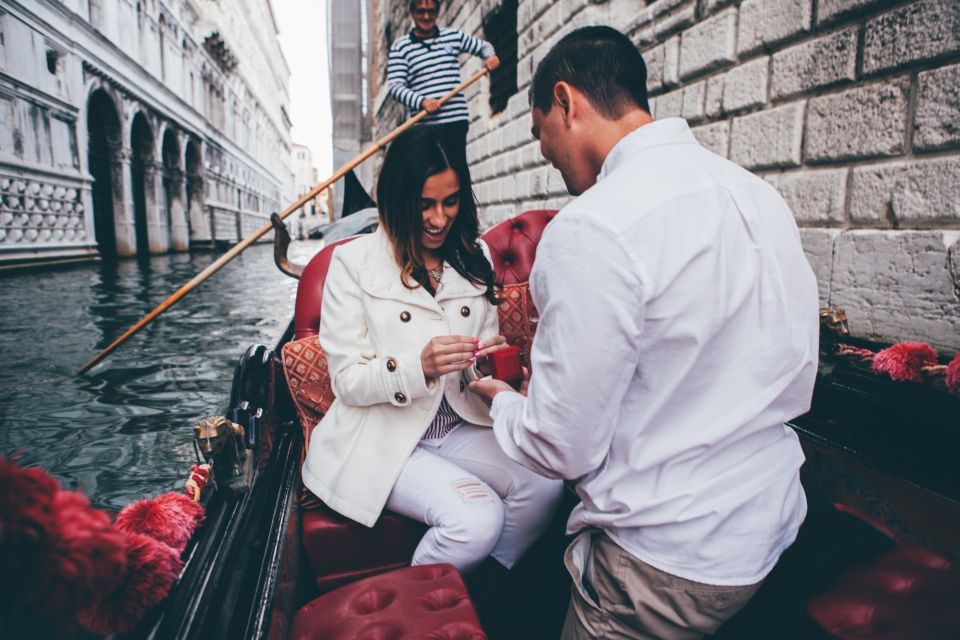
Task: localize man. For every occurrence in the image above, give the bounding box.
[387,0,499,165]
[469,26,820,639]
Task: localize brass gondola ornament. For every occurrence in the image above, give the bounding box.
[193,416,252,492]
[819,305,849,339]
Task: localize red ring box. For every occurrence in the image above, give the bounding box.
[488,345,523,390]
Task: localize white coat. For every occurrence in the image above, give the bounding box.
[301,228,499,527]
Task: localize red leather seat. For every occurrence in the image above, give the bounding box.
[295,210,558,594]
[482,209,557,285]
[807,505,960,639]
[294,236,360,341]
[289,564,485,640]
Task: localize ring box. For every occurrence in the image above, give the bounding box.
[488,345,523,390]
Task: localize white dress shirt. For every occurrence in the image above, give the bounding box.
[491,118,819,585]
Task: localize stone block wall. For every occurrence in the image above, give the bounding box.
[371,0,960,352]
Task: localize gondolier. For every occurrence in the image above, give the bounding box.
[387,0,499,165]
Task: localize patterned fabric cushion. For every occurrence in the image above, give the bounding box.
[498,282,538,369]
[281,337,335,459]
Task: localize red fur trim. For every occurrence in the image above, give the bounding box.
[78,532,183,635]
[871,342,938,383]
[946,352,960,396]
[115,491,205,553]
[0,459,128,623]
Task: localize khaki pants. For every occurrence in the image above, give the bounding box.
[561,531,762,640]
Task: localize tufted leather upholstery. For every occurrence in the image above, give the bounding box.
[302,505,427,595]
[808,505,960,639]
[482,209,558,285]
[290,564,485,640]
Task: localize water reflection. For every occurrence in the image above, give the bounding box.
[0,245,300,510]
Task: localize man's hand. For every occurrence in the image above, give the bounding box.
[470,365,529,406]
[484,55,500,72]
[421,98,441,113]
[468,377,515,406]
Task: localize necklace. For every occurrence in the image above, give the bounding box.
[428,264,443,284]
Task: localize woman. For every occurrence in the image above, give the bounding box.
[301,126,562,575]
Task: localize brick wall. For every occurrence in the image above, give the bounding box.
[372,0,960,352]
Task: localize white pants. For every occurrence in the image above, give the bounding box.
[385,424,564,575]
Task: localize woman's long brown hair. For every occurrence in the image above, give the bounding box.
[375,126,499,305]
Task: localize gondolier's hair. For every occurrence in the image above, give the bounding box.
[376,126,498,305]
[529,26,650,118]
[409,0,440,10]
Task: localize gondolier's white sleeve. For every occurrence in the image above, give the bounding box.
[320,253,434,408]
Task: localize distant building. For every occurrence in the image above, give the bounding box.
[0,0,296,266]
[370,0,960,353]
[327,0,374,219]
[290,142,326,238]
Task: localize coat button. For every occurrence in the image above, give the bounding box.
[386,358,397,372]
[400,310,411,322]
[459,380,465,392]
[394,392,407,404]
[460,306,470,317]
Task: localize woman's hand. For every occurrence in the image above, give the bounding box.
[475,334,508,358]
[421,335,477,380]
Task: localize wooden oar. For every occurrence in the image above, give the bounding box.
[77,67,491,375]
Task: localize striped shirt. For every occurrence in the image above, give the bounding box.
[387,27,495,125]
[421,395,464,441]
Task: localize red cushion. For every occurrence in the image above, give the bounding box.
[497,282,538,369]
[483,209,558,285]
[808,506,960,639]
[302,505,427,594]
[289,564,485,640]
[281,337,335,458]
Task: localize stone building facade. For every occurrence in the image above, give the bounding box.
[291,142,327,237]
[327,0,375,219]
[370,0,960,352]
[0,0,295,267]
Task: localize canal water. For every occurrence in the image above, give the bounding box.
[0,243,311,511]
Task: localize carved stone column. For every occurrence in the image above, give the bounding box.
[167,168,189,251]
[187,174,210,243]
[114,147,137,256]
[143,161,169,254]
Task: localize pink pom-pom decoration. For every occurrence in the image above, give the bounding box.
[946,352,960,396]
[78,531,184,635]
[871,342,938,383]
[0,458,128,621]
[115,491,205,553]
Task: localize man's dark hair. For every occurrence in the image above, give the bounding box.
[529,26,649,119]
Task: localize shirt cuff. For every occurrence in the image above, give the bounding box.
[490,390,523,421]
[490,391,529,462]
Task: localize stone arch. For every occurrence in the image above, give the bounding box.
[129,110,154,255]
[86,86,124,259]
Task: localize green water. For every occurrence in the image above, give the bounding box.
[0,245,298,510]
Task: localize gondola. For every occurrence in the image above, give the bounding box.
[128,205,958,640]
[7,209,959,640]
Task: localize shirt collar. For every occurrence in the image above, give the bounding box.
[409,26,440,43]
[597,118,698,182]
